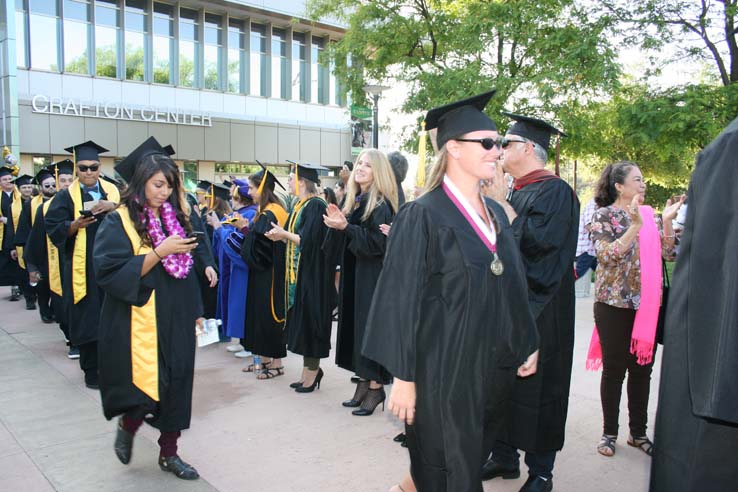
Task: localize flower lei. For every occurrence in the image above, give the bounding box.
[145,201,194,279]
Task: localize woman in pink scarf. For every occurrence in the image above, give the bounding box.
[586,161,683,458]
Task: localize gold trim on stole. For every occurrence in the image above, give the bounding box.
[43,199,63,296]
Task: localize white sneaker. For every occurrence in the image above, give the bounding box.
[226,344,244,353]
[234,350,252,358]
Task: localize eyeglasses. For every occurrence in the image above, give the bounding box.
[454,138,503,150]
[42,183,56,188]
[500,137,528,149]
[77,164,100,172]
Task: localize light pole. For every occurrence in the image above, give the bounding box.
[363,84,390,149]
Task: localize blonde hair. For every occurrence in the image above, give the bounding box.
[342,149,399,221]
[424,147,449,194]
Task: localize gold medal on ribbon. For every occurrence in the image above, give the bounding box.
[490,252,504,276]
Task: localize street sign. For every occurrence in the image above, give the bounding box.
[351,105,372,120]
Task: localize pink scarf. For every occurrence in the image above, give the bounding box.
[586,206,662,370]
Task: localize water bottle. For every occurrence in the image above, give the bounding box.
[252,355,262,376]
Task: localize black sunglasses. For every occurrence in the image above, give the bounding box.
[42,183,56,188]
[500,137,528,149]
[78,164,100,172]
[454,138,502,150]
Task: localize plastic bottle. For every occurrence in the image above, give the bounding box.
[252,355,262,376]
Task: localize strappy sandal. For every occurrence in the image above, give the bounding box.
[627,435,653,456]
[242,360,272,373]
[597,434,617,457]
[257,366,285,380]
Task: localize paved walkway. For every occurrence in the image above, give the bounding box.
[0,289,657,491]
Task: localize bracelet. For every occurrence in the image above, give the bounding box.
[153,248,163,260]
[664,234,675,239]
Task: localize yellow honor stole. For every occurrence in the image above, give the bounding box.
[117,207,159,402]
[30,195,44,226]
[69,178,121,304]
[262,203,288,323]
[10,189,25,269]
[42,198,63,296]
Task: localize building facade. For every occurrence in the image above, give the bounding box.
[0,0,351,184]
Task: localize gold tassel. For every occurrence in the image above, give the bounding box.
[416,121,427,188]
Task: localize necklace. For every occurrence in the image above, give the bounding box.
[145,201,194,279]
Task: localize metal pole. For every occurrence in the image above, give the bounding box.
[372,94,379,149]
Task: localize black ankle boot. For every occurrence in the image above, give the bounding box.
[114,419,134,465]
[158,455,199,480]
[352,387,386,416]
[342,380,369,407]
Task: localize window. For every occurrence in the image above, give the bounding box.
[32,155,53,174]
[63,0,90,74]
[291,32,307,102]
[152,2,173,84]
[179,7,199,87]
[249,23,267,96]
[271,27,287,99]
[124,0,147,81]
[16,0,28,68]
[215,162,259,175]
[227,18,245,93]
[203,13,222,90]
[182,161,198,191]
[29,0,59,71]
[311,37,328,104]
[95,0,119,77]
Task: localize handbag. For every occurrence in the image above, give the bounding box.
[655,261,670,345]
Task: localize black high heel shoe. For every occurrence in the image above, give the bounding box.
[295,368,324,393]
[289,380,304,389]
[342,380,369,407]
[352,387,385,416]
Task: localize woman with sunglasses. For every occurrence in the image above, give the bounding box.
[363,92,539,492]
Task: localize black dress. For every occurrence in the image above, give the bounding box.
[494,177,580,452]
[240,207,288,359]
[650,116,738,491]
[327,196,394,384]
[363,186,539,492]
[284,197,337,359]
[93,210,205,432]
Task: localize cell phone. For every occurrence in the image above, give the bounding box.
[187,231,205,239]
[79,210,94,218]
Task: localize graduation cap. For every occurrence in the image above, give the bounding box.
[222,180,233,188]
[424,90,497,150]
[64,140,109,163]
[51,159,75,175]
[501,112,566,152]
[32,168,55,186]
[254,160,285,194]
[196,180,212,192]
[286,160,327,195]
[163,144,176,156]
[101,173,124,189]
[232,179,249,197]
[211,182,231,201]
[0,166,15,178]
[114,136,169,182]
[13,174,33,187]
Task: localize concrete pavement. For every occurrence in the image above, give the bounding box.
[0,289,657,491]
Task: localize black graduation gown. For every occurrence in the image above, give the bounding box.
[650,116,738,491]
[327,197,394,383]
[44,186,110,345]
[285,198,337,359]
[240,209,287,358]
[0,191,20,286]
[363,187,539,492]
[494,177,579,453]
[196,209,219,318]
[93,211,205,432]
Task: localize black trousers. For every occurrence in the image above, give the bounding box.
[491,442,557,479]
[593,302,655,437]
[34,280,53,319]
[78,341,98,384]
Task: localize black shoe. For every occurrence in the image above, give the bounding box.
[9,287,21,301]
[342,380,369,407]
[158,455,199,480]
[85,374,99,390]
[85,381,99,390]
[481,458,520,481]
[25,300,36,310]
[393,432,406,443]
[352,387,386,416]
[295,368,324,393]
[114,419,134,464]
[67,346,80,359]
[289,381,304,389]
[519,475,553,492]
[40,314,54,323]
[350,375,361,384]
[401,440,408,448]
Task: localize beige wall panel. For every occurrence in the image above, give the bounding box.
[277,125,300,164]
[19,104,50,154]
[84,118,118,156]
[341,131,352,162]
[49,115,85,155]
[198,161,215,181]
[299,128,321,164]
[148,123,178,153]
[117,120,149,157]
[320,130,341,167]
[204,121,231,162]
[230,123,255,162]
[254,124,278,163]
[177,125,206,161]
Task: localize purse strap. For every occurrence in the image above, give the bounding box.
[662,260,671,288]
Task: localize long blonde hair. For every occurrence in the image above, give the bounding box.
[342,149,399,221]
[423,147,449,195]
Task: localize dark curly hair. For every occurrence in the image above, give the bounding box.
[120,153,192,246]
[248,171,284,212]
[594,160,639,208]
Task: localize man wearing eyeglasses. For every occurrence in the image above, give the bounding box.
[482,114,579,492]
[45,141,120,390]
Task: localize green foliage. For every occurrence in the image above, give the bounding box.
[125,45,145,81]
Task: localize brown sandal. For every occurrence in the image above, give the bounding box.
[627,435,653,456]
[257,366,284,380]
[597,434,617,457]
[242,360,271,373]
